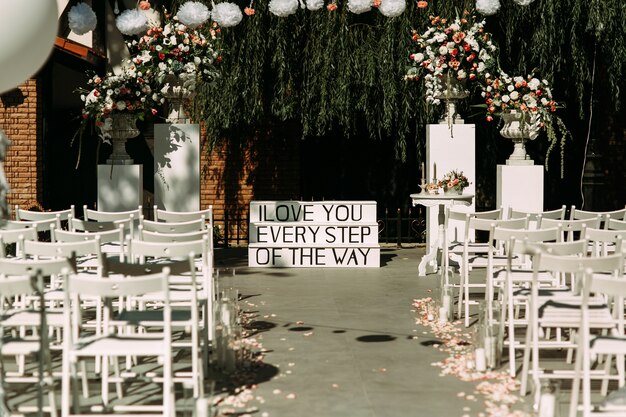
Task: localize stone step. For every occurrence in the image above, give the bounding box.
[248,245,380,268]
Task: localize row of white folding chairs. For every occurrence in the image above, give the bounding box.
[0,237,213,415]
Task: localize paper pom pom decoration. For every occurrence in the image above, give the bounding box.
[269,0,299,16]
[348,0,372,14]
[513,0,535,5]
[177,1,211,28]
[68,2,97,35]
[476,0,500,16]
[305,0,324,10]
[378,0,405,17]
[116,9,148,35]
[211,2,243,27]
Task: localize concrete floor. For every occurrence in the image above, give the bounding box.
[213,245,530,417]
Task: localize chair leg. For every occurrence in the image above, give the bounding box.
[569,338,583,417]
[520,317,533,395]
[600,354,612,396]
[80,360,89,399]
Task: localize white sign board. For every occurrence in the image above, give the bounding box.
[248,201,380,268]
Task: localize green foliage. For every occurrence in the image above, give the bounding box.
[171,0,624,163]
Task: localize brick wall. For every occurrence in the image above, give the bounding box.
[200,126,301,245]
[0,79,43,212]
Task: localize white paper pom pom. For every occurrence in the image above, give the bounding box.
[177,1,211,28]
[513,0,535,5]
[348,0,372,14]
[211,2,243,27]
[476,0,500,16]
[379,0,405,17]
[305,0,324,10]
[116,9,148,35]
[269,0,299,17]
[68,2,97,35]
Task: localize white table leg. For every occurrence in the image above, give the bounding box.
[418,236,439,276]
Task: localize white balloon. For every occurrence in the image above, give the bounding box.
[0,0,58,94]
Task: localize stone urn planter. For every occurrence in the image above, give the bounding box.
[161,74,197,123]
[106,113,140,165]
[434,73,469,125]
[499,110,540,165]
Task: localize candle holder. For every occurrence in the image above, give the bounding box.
[537,380,560,417]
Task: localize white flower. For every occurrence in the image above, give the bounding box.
[438,46,448,55]
[478,49,491,61]
[115,101,126,111]
[477,62,485,73]
[481,91,486,97]
[446,41,455,49]
[507,85,515,92]
[194,56,202,65]
[542,79,549,85]
[457,70,466,79]
[449,23,460,31]
[541,97,549,106]
[502,95,510,103]
[170,36,177,45]
[155,45,163,51]
[510,91,519,100]
[158,62,167,71]
[513,76,524,83]
[528,78,540,90]
[486,86,492,92]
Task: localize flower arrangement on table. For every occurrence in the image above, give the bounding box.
[479,70,570,176]
[404,10,497,106]
[127,10,222,94]
[77,65,160,142]
[438,170,470,194]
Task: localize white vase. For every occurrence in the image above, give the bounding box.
[434,73,469,125]
[106,113,139,165]
[161,73,197,123]
[499,110,540,165]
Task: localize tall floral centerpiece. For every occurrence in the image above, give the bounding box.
[480,71,569,173]
[78,66,160,164]
[128,6,222,123]
[405,11,497,124]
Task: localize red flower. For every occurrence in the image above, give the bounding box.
[469,73,476,80]
[462,43,471,52]
[417,1,428,8]
[151,108,158,116]
[488,106,495,113]
[535,90,542,96]
[486,115,493,122]
[327,3,337,11]
[159,53,165,60]
[244,7,255,15]
[450,48,458,57]
[373,0,381,7]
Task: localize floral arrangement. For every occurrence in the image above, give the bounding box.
[77,66,160,141]
[480,70,570,176]
[405,11,497,105]
[127,11,222,90]
[438,170,470,192]
[480,72,557,124]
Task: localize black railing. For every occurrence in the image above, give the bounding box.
[219,204,426,247]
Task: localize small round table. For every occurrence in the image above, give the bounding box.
[410,192,474,276]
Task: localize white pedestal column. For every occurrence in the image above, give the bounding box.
[154,123,200,212]
[426,124,476,271]
[497,165,544,213]
[97,164,143,211]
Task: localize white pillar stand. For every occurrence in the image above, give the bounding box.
[154,123,200,212]
[425,124,476,274]
[497,165,544,213]
[97,164,143,211]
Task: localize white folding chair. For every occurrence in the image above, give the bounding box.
[0,227,38,258]
[569,258,626,417]
[15,205,75,230]
[539,217,602,242]
[153,206,212,224]
[606,218,626,231]
[520,251,624,400]
[139,217,206,234]
[61,268,175,417]
[0,258,74,417]
[507,205,567,229]
[570,205,626,227]
[52,226,126,261]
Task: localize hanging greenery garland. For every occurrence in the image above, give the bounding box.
[170,0,623,165]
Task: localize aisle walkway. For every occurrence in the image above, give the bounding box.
[215,246,525,417]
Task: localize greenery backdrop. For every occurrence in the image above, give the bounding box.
[166,0,625,208]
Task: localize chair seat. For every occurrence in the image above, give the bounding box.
[1,339,41,356]
[114,309,192,326]
[1,310,65,327]
[538,301,613,328]
[70,334,167,358]
[590,336,626,355]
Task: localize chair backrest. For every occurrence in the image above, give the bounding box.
[128,237,209,264]
[139,217,206,234]
[535,251,623,275]
[606,218,626,231]
[15,205,75,223]
[467,216,528,235]
[70,216,134,235]
[570,205,626,222]
[0,257,74,277]
[492,226,562,246]
[0,227,38,258]
[539,217,601,241]
[584,228,626,256]
[52,226,124,245]
[508,205,567,221]
[138,228,209,243]
[3,219,57,232]
[153,205,213,223]
[23,238,102,260]
[82,205,142,222]
[0,274,36,299]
